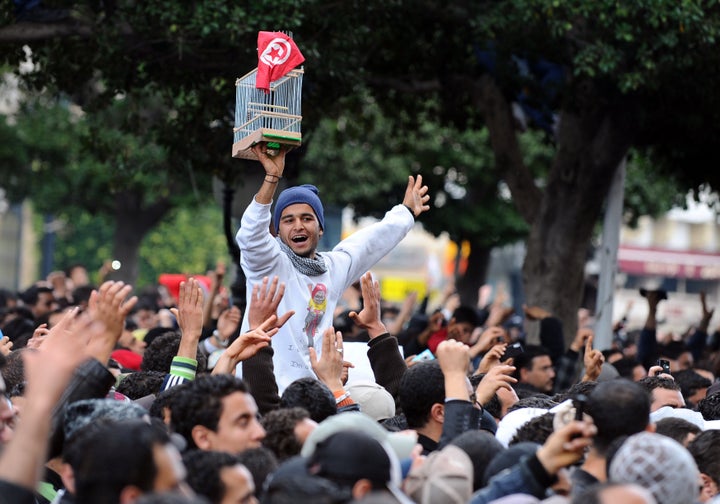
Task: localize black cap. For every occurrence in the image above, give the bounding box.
[308,430,391,486]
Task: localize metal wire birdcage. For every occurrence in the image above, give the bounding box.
[232,67,303,160]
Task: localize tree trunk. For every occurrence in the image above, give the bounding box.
[475,76,634,345]
[456,240,491,307]
[110,190,173,286]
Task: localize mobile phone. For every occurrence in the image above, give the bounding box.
[573,394,587,421]
[501,342,524,361]
[412,348,436,363]
[657,359,671,375]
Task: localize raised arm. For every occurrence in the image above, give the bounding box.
[252,142,287,205]
[0,313,97,495]
[203,263,225,330]
[402,174,431,217]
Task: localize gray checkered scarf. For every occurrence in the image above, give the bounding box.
[277,237,328,276]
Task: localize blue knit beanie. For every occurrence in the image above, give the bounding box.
[273,184,325,231]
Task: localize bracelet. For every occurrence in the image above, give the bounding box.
[334,392,350,404]
[264,177,279,184]
[265,173,281,179]
[213,329,229,348]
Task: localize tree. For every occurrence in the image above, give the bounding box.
[2,1,719,340]
[302,97,551,303]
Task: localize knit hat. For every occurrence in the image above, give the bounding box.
[608,432,699,504]
[273,184,325,231]
[346,381,396,421]
[63,398,148,440]
[404,445,473,504]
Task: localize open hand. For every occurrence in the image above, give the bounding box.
[402,175,430,217]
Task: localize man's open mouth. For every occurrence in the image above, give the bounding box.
[292,235,308,243]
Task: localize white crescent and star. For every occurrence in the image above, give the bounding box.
[260,38,292,67]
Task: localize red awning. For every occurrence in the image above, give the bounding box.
[618,246,720,279]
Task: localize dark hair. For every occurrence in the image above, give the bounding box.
[141,332,207,374]
[1,349,28,396]
[672,369,712,407]
[610,357,643,380]
[552,381,598,403]
[280,378,336,423]
[72,419,171,503]
[2,316,35,347]
[637,376,681,394]
[451,306,480,327]
[697,393,720,421]
[655,417,702,445]
[506,395,557,414]
[117,371,167,400]
[586,379,650,454]
[236,446,279,496]
[483,393,502,419]
[183,449,241,502]
[171,374,250,449]
[149,384,186,424]
[449,430,505,491]
[509,412,555,446]
[261,407,311,462]
[19,285,53,306]
[512,345,551,378]
[688,430,720,486]
[71,285,95,306]
[658,340,689,360]
[398,361,445,429]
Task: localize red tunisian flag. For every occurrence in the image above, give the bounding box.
[256,31,305,92]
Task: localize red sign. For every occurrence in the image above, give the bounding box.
[618,246,720,279]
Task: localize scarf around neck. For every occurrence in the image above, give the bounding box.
[277,237,328,276]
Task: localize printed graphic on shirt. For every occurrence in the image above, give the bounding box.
[304,283,327,347]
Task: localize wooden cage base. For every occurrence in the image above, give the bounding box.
[232,128,302,160]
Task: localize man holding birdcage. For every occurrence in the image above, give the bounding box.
[235,142,430,393]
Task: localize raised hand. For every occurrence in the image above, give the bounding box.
[472,326,506,356]
[536,419,597,475]
[216,306,242,345]
[86,281,138,363]
[212,316,279,375]
[474,364,517,405]
[251,142,286,178]
[248,276,295,330]
[581,333,605,382]
[436,339,471,401]
[26,323,49,350]
[402,174,430,217]
[170,278,204,339]
[309,327,345,393]
[0,335,13,356]
[348,271,386,338]
[475,342,507,374]
[570,327,594,353]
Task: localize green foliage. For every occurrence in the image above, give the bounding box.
[138,204,227,286]
[303,97,531,247]
[624,150,687,226]
[53,203,226,287]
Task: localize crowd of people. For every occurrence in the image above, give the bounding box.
[0,142,719,504]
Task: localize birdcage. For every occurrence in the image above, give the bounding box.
[232,67,303,160]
